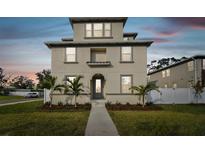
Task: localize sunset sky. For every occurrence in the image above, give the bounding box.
[0,17,205,81]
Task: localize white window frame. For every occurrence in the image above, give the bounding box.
[203,59,205,69]
[187,61,194,71]
[121,47,133,62]
[65,48,77,62]
[121,75,133,94]
[85,23,111,38]
[173,83,177,88]
[85,23,92,37]
[166,69,170,77]
[65,76,77,85]
[162,71,166,78]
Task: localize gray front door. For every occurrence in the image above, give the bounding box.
[93,78,103,99]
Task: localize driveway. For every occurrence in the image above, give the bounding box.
[85,101,119,136]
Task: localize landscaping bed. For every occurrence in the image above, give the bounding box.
[105,103,162,111]
[41,102,91,111]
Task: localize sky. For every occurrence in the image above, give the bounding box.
[0,17,205,82]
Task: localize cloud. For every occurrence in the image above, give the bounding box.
[0,18,71,40]
[164,17,205,30]
[142,26,180,37]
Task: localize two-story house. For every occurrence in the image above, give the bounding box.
[148,55,205,88]
[45,17,153,104]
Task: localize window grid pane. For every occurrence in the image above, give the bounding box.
[66,48,76,62]
[93,23,103,37]
[203,59,205,69]
[121,47,132,61]
[86,24,92,37]
[66,76,76,85]
[121,76,132,93]
[188,61,194,71]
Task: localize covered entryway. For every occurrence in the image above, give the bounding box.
[91,74,105,99]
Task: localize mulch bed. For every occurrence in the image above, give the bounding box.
[40,103,91,112]
[105,103,162,111]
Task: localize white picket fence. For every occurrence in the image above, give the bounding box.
[44,88,205,104]
[148,88,205,104]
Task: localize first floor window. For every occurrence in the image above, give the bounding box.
[121,75,132,93]
[187,61,194,71]
[66,48,76,62]
[65,76,76,85]
[121,47,132,61]
[173,83,177,88]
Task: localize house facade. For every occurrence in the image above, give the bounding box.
[148,55,205,88]
[45,17,153,104]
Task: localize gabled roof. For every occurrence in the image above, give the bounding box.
[148,55,205,75]
[45,40,153,48]
[69,17,128,28]
[123,32,138,39]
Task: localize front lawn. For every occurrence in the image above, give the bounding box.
[0,95,24,101]
[0,101,90,135]
[109,104,205,136]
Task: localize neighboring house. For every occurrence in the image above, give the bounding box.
[148,55,205,88]
[45,17,153,104]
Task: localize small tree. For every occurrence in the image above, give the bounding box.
[192,80,205,103]
[65,76,84,108]
[130,81,160,107]
[0,67,11,95]
[42,76,64,105]
[35,69,51,89]
[10,76,34,89]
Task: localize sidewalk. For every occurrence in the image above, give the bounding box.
[85,101,119,136]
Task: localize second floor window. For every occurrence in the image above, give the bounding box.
[203,59,205,69]
[85,24,92,37]
[85,23,111,38]
[93,23,103,37]
[187,61,194,71]
[66,48,76,62]
[104,23,111,37]
[166,69,170,77]
[121,47,132,62]
[162,71,166,78]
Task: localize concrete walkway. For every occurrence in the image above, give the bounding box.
[0,99,43,107]
[85,101,119,136]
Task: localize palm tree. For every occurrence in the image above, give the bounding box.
[192,80,205,103]
[42,76,64,106]
[130,81,160,107]
[65,76,84,107]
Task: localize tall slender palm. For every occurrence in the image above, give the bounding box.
[42,76,64,105]
[130,81,160,107]
[65,76,84,107]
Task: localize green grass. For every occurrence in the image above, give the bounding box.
[109,104,205,136]
[0,95,24,101]
[0,101,90,136]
